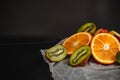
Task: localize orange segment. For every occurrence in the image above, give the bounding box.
[91,33,120,64]
[62,32,92,55]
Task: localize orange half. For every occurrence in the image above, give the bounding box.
[91,33,120,64]
[62,32,92,55]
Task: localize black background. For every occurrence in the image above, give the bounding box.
[1,0,120,43]
[1,0,120,80]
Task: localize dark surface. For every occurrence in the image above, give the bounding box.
[1,41,59,80]
[1,0,120,80]
[1,0,120,40]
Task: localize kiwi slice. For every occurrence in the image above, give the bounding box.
[116,51,120,64]
[77,22,96,35]
[69,45,91,66]
[45,45,67,62]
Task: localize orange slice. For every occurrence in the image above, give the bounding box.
[62,32,92,55]
[91,33,120,64]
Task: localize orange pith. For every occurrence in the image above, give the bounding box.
[91,33,120,64]
[62,32,92,55]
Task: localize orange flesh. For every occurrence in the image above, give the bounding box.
[63,32,92,55]
[91,33,120,64]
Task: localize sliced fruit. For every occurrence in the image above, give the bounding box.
[69,45,91,66]
[116,51,120,64]
[45,45,67,62]
[94,28,108,35]
[91,33,120,64]
[62,32,92,55]
[109,30,120,42]
[77,22,96,35]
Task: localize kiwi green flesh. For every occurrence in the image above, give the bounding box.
[69,45,91,66]
[116,51,120,64]
[77,23,96,34]
[46,45,67,62]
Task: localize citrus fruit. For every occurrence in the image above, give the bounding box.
[109,30,120,42]
[62,32,92,55]
[91,33,120,64]
[94,27,108,36]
